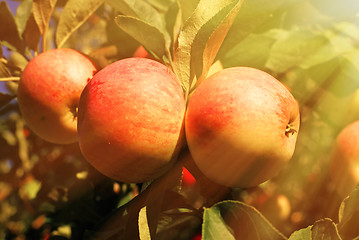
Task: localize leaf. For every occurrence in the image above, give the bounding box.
[164,1,180,49]
[108,0,172,62]
[177,0,200,24]
[220,29,281,69]
[56,0,104,48]
[22,13,41,51]
[172,0,244,96]
[115,15,170,63]
[311,219,341,240]
[288,226,312,240]
[288,219,341,240]
[0,1,25,53]
[156,208,202,240]
[192,0,244,86]
[327,50,359,97]
[147,0,176,13]
[138,206,151,240]
[203,205,236,240]
[216,0,300,61]
[338,186,359,240]
[106,0,166,34]
[203,200,287,240]
[265,29,329,73]
[14,0,33,35]
[32,0,58,34]
[0,62,11,78]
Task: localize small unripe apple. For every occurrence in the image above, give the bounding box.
[17,48,97,144]
[185,67,300,188]
[330,121,359,198]
[133,46,150,58]
[77,58,186,183]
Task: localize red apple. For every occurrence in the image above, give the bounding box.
[330,121,359,198]
[185,67,300,188]
[17,48,97,144]
[182,167,196,186]
[77,58,186,183]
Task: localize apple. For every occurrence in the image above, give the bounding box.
[185,67,300,188]
[329,121,359,198]
[133,45,151,58]
[17,48,97,144]
[182,167,197,186]
[77,58,186,183]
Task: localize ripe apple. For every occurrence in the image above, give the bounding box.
[185,67,300,188]
[329,121,359,198]
[77,58,186,183]
[17,48,97,144]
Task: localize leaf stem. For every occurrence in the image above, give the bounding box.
[0,77,21,81]
[42,27,47,52]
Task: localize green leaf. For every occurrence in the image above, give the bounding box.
[338,186,359,240]
[172,0,244,96]
[108,0,173,61]
[192,0,245,86]
[147,0,176,13]
[0,62,11,78]
[203,200,287,240]
[32,0,58,34]
[0,2,25,53]
[288,226,312,240]
[177,0,200,24]
[311,219,341,240]
[56,0,104,48]
[266,29,329,73]
[300,25,357,70]
[164,1,180,48]
[106,0,166,34]
[14,0,33,35]
[220,29,281,69]
[217,0,300,60]
[22,13,41,51]
[115,15,170,63]
[327,50,359,97]
[288,219,341,240]
[203,205,236,240]
[138,206,151,240]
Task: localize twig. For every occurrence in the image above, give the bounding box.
[0,77,20,81]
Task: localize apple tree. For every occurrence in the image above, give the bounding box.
[1,0,359,239]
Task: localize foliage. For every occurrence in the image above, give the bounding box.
[0,0,359,239]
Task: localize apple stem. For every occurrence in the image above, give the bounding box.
[285,125,297,137]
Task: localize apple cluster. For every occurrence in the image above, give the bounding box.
[17,48,300,188]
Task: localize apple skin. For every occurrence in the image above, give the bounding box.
[77,58,186,183]
[185,67,300,188]
[330,121,359,198]
[133,46,150,58]
[17,48,97,144]
[182,167,197,186]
